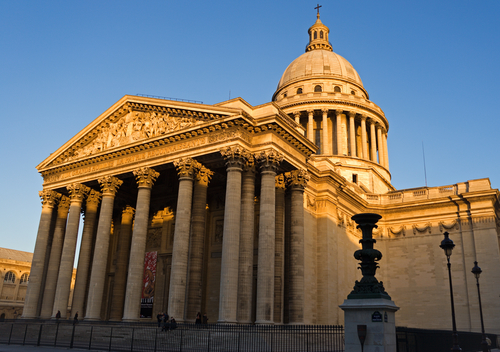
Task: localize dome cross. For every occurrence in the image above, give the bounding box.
[314,4,322,18]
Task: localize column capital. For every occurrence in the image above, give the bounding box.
[307,109,314,115]
[196,165,214,186]
[275,173,286,190]
[173,158,200,179]
[242,154,257,173]
[256,149,283,172]
[335,109,343,116]
[348,111,356,118]
[58,196,71,212]
[86,190,102,207]
[98,176,123,196]
[321,108,329,114]
[293,111,301,118]
[221,146,250,170]
[133,167,160,188]
[67,183,91,202]
[286,169,310,190]
[360,114,368,121]
[38,190,61,207]
[122,205,136,216]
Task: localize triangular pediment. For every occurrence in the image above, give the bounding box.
[38,95,238,170]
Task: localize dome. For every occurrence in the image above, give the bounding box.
[276,50,363,91]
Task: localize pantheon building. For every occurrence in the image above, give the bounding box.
[23,14,500,333]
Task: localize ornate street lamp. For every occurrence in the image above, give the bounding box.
[471,261,489,352]
[440,232,461,352]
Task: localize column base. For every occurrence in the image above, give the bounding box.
[254,320,274,325]
[217,319,238,324]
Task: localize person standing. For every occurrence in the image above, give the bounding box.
[202,313,208,324]
[73,312,79,323]
[195,312,201,324]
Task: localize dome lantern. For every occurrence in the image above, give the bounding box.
[306,11,332,52]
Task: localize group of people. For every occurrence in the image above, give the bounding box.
[156,312,177,331]
[156,312,208,330]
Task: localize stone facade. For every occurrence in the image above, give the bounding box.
[23,14,500,335]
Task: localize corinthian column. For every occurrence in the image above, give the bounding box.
[307,110,314,142]
[237,157,256,323]
[255,150,283,324]
[322,109,329,155]
[383,131,389,169]
[335,110,343,155]
[52,183,90,318]
[370,120,377,162]
[293,111,301,124]
[109,205,135,321]
[377,125,384,166]
[71,190,101,319]
[274,174,286,324]
[85,177,122,320]
[349,112,356,157]
[360,115,368,159]
[218,146,249,323]
[186,165,213,322]
[40,196,70,318]
[167,159,199,323]
[23,190,61,318]
[286,169,309,324]
[122,167,159,321]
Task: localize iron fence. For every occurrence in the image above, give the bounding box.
[0,320,344,352]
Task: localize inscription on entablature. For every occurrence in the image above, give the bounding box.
[208,129,251,144]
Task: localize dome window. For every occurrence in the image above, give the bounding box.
[351,90,356,95]
[314,85,322,92]
[314,31,317,39]
[297,88,303,94]
[334,86,341,93]
[283,92,287,98]
[320,31,324,39]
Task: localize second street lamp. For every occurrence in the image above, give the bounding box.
[471,261,489,352]
[440,232,461,352]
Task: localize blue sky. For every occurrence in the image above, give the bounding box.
[1,1,499,254]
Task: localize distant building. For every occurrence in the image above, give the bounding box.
[22,12,500,334]
[0,248,32,319]
[0,247,76,319]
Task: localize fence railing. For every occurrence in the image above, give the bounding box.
[0,320,344,352]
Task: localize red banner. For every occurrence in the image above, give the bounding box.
[140,251,157,317]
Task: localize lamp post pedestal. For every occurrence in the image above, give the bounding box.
[340,298,399,352]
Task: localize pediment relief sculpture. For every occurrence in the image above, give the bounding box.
[54,109,207,165]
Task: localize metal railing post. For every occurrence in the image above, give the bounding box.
[108,327,113,351]
[88,325,93,350]
[54,322,59,347]
[130,327,134,352]
[22,323,28,345]
[37,323,43,346]
[8,323,14,344]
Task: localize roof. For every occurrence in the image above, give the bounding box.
[0,247,33,263]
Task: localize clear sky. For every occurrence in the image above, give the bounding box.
[1,1,499,254]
